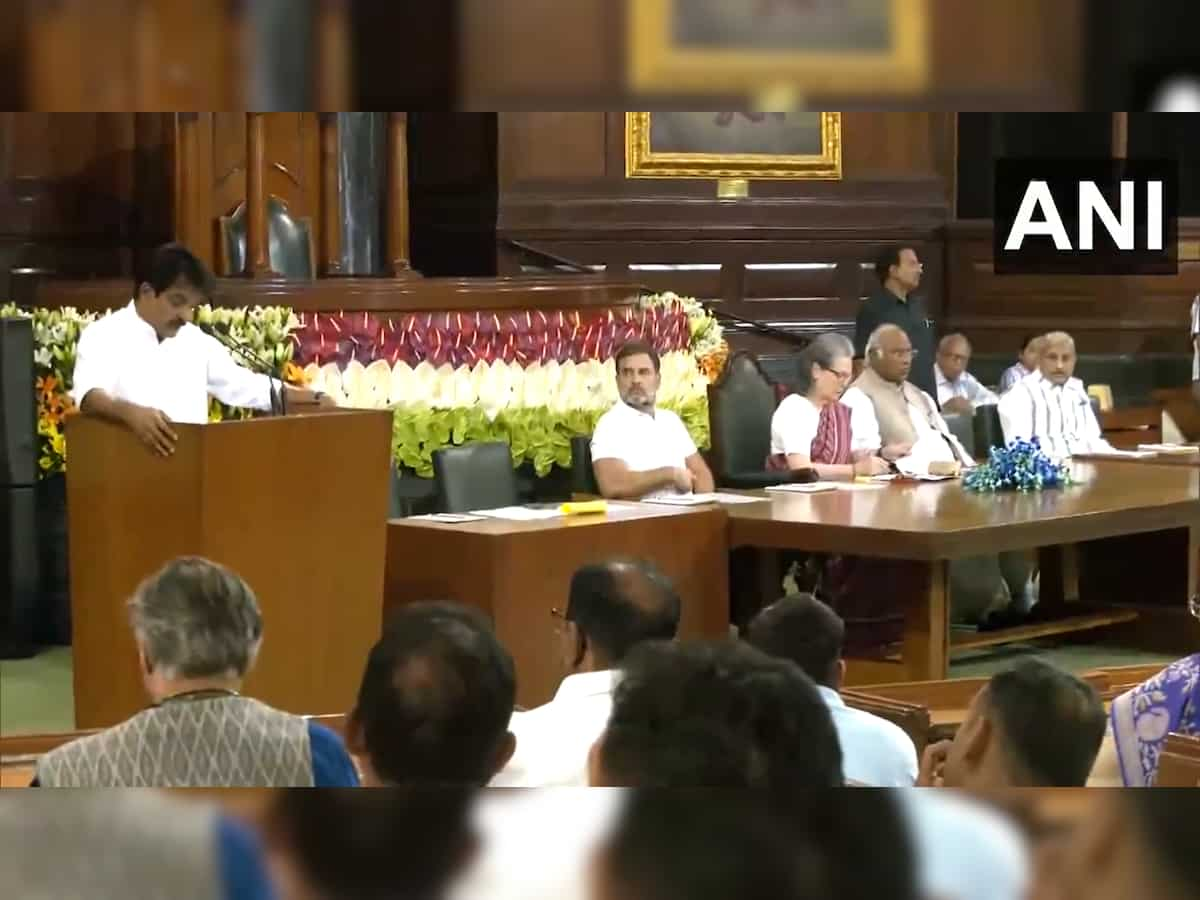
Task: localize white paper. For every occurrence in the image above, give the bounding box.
[765,482,837,493]
[640,492,768,506]
[834,481,892,490]
[1138,443,1200,454]
[409,513,488,523]
[471,506,563,521]
[1081,449,1157,459]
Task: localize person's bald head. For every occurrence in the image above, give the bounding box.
[1039,331,1077,386]
[936,333,972,382]
[865,324,913,384]
[564,559,681,670]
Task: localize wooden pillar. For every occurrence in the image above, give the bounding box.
[319,113,343,275]
[1112,112,1129,159]
[386,111,411,275]
[245,112,272,277]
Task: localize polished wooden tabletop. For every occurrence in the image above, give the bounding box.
[727,461,1200,560]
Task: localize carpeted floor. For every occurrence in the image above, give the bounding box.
[0,641,1175,737]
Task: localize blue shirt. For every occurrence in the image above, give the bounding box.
[217,816,277,900]
[308,721,360,787]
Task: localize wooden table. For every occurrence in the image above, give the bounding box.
[384,504,729,708]
[727,461,1200,682]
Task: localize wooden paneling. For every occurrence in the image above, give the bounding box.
[496,111,953,350]
[944,221,1200,353]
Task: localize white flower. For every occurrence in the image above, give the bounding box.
[390,362,414,406]
[363,359,392,409]
[34,347,52,368]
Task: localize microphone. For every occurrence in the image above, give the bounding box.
[195,322,288,416]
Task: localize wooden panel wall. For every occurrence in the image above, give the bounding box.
[174,113,323,274]
[497,111,954,350]
[944,221,1200,354]
[0,112,173,300]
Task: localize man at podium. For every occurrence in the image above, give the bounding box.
[69,243,330,456]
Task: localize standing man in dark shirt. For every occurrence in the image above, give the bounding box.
[854,245,938,402]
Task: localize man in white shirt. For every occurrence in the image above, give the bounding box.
[935,333,999,413]
[491,558,680,787]
[997,330,1115,459]
[745,593,919,786]
[590,340,714,499]
[70,243,328,456]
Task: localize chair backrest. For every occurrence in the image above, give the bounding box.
[707,352,779,480]
[432,441,519,513]
[569,434,598,496]
[942,411,976,458]
[1155,733,1200,787]
[841,692,931,755]
[974,402,1005,452]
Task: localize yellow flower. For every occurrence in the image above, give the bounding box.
[50,430,65,458]
[37,417,55,437]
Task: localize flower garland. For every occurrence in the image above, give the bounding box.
[638,291,728,383]
[963,437,1073,492]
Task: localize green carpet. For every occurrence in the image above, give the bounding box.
[0,641,1176,737]
[1,647,75,736]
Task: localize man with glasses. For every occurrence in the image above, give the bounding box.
[854,244,938,402]
[491,558,680,787]
[936,333,999,414]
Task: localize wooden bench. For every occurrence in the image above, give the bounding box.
[1155,733,1200,787]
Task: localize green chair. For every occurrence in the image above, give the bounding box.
[707,351,816,489]
[432,441,519,513]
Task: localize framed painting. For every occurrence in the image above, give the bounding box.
[625,111,841,179]
[627,0,930,95]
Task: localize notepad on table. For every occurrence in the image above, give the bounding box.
[765,482,837,493]
[1138,443,1200,455]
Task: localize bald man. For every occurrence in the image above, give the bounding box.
[491,558,680,787]
[935,333,999,414]
[997,331,1116,459]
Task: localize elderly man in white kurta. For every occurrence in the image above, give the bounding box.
[590,340,714,500]
[70,243,328,456]
[997,331,1115,460]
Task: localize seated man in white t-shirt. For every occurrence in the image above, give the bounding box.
[491,558,680,787]
[590,341,714,499]
[745,593,919,787]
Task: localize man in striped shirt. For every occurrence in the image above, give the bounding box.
[997,331,1115,460]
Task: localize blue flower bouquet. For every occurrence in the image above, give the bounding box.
[963,437,1073,492]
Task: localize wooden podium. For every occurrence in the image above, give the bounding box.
[65,410,393,729]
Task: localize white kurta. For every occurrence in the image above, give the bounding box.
[590,401,698,498]
[997,371,1114,459]
[70,302,274,424]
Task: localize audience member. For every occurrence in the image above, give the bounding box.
[767,332,889,479]
[745,593,918,785]
[999,333,1046,394]
[595,790,917,900]
[35,557,357,787]
[493,559,680,786]
[997,330,1116,458]
[0,791,273,900]
[590,340,715,499]
[936,333,999,413]
[264,789,477,900]
[853,244,937,400]
[1089,650,1199,786]
[346,602,516,786]
[919,659,1106,788]
[588,639,844,789]
[1053,791,1200,900]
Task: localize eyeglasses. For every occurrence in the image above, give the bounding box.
[819,364,853,383]
[885,348,918,359]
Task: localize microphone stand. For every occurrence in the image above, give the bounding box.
[197,323,288,416]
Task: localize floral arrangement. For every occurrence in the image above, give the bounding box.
[963,437,1073,492]
[3,299,712,479]
[639,291,728,382]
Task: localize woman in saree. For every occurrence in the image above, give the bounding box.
[767,333,921,651]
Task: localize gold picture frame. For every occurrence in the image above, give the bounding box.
[625,112,842,179]
[628,0,930,96]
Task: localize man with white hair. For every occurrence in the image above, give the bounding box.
[34,557,358,787]
[997,331,1116,459]
[841,324,974,477]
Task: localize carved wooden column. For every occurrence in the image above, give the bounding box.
[245,112,272,276]
[386,111,412,275]
[319,113,343,274]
